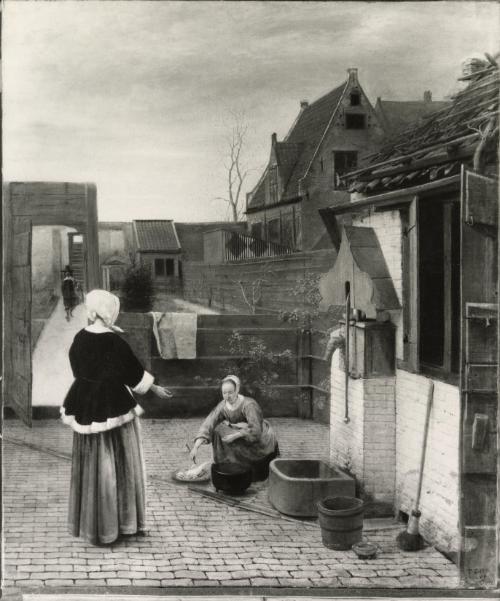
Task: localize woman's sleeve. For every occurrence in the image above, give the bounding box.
[195,402,224,442]
[240,399,263,443]
[69,339,78,377]
[113,336,154,394]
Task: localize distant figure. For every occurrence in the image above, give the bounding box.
[61,266,78,321]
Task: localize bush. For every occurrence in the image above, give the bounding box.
[121,264,154,312]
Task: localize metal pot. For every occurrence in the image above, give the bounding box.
[211,462,252,495]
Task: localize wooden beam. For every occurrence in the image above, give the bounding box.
[324,174,461,215]
[344,134,479,179]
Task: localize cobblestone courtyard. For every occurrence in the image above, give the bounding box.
[3,418,459,595]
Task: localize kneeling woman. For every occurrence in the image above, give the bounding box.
[190,375,279,480]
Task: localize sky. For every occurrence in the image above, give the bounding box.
[3,1,499,222]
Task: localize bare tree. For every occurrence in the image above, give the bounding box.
[215,111,251,222]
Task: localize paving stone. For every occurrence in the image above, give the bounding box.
[339,576,373,587]
[279,577,313,586]
[368,576,401,587]
[376,568,409,577]
[250,577,281,586]
[107,578,132,585]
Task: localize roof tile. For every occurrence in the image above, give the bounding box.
[134,220,180,252]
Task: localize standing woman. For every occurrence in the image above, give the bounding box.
[61,289,172,545]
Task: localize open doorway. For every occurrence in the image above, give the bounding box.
[30,226,88,408]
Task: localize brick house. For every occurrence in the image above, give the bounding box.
[319,57,499,586]
[245,68,387,251]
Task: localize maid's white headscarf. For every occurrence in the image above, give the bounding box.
[221,375,243,410]
[85,289,124,332]
[222,375,241,394]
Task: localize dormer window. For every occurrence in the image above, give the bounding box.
[350,91,361,106]
[269,165,279,203]
[345,113,366,129]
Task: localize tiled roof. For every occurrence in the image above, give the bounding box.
[375,99,451,136]
[346,60,499,195]
[133,220,181,252]
[247,82,347,210]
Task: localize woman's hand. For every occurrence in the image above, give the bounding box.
[190,438,205,463]
[151,384,173,399]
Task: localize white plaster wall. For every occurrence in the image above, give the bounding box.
[352,210,404,359]
[330,348,396,502]
[330,349,365,476]
[395,369,460,552]
[32,226,73,294]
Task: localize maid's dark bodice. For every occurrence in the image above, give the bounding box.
[62,329,146,429]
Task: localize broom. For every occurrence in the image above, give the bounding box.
[396,379,434,551]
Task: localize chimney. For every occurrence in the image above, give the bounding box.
[271,132,277,146]
[462,57,488,77]
[347,67,359,83]
[423,90,432,103]
[300,100,309,109]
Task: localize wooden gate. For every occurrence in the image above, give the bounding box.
[3,212,32,426]
[459,167,498,586]
[2,181,100,426]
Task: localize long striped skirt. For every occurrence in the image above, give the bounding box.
[68,417,146,545]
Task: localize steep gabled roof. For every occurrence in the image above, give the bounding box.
[345,60,499,194]
[247,82,347,211]
[375,99,451,136]
[133,220,181,252]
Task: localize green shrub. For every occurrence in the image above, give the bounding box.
[121,263,154,312]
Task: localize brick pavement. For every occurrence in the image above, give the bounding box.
[3,418,460,592]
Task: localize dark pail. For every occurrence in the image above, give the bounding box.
[317,496,364,550]
[211,462,252,495]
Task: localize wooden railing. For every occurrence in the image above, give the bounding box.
[223,230,294,262]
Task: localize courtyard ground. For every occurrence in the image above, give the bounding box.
[3,417,460,598]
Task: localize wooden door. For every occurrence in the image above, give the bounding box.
[3,211,32,426]
[459,167,498,586]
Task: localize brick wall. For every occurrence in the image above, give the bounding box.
[329,350,396,505]
[395,369,460,553]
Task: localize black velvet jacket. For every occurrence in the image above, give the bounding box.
[62,329,148,431]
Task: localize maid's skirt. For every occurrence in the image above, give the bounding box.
[68,417,146,545]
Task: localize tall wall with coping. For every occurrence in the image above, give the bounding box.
[32,225,74,313]
[182,249,336,314]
